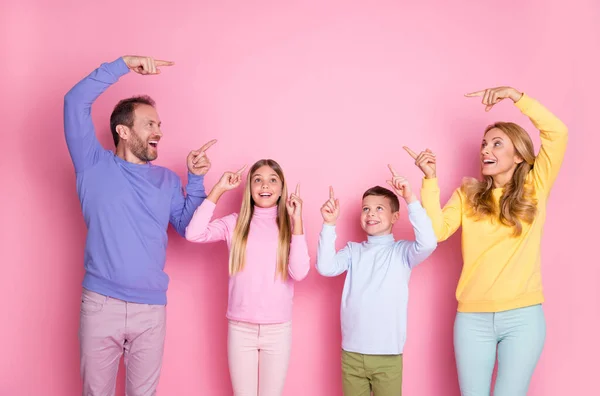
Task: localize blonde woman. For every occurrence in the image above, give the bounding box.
[405,87,568,396]
[186,159,310,396]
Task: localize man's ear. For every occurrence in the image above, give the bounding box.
[116,124,130,141]
[391,211,400,224]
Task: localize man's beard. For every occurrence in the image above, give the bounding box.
[128,130,157,162]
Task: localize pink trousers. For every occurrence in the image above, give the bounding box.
[79,288,166,396]
[227,320,293,396]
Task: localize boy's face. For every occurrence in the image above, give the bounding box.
[361,195,399,236]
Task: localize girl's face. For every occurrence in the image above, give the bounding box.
[250,165,283,208]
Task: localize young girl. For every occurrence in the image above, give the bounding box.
[403,86,568,396]
[185,159,310,396]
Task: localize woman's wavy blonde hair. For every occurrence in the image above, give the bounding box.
[228,159,291,279]
[461,122,538,236]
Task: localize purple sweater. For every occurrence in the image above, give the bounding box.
[63,58,206,304]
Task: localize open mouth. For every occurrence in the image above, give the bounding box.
[148,138,160,148]
[366,220,380,226]
[482,159,497,165]
[258,192,273,198]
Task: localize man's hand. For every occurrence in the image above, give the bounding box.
[187,139,217,176]
[122,56,174,75]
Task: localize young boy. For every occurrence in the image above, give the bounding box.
[316,165,438,396]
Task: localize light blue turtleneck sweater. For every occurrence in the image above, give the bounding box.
[316,201,437,355]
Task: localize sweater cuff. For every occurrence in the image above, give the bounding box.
[421,177,439,190]
[406,200,424,213]
[186,173,206,195]
[200,199,217,211]
[514,92,534,113]
[188,173,205,181]
[291,234,306,242]
[109,57,131,77]
[321,223,336,234]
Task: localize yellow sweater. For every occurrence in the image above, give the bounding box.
[421,93,568,313]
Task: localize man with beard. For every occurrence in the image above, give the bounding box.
[64,55,216,395]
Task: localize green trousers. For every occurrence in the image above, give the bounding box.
[341,350,403,396]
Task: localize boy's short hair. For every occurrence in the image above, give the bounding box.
[362,186,400,212]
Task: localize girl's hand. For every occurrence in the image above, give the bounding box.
[286,184,303,219]
[207,165,246,203]
[403,146,436,179]
[216,165,247,191]
[320,186,340,225]
[465,86,523,112]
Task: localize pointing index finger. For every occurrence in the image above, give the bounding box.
[465,90,485,97]
[198,139,217,153]
[295,183,300,196]
[387,164,400,177]
[402,146,418,160]
[236,164,247,175]
[155,60,175,67]
[329,186,335,199]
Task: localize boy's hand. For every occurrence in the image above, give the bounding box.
[320,186,340,225]
[387,165,417,204]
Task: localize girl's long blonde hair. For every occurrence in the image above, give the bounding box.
[462,122,538,236]
[229,159,291,279]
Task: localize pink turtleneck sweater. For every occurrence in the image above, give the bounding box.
[185,200,310,324]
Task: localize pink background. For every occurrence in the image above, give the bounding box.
[2,0,598,395]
